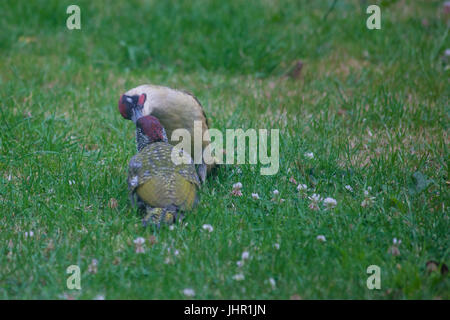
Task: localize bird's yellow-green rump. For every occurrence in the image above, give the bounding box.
[127,115,200,226]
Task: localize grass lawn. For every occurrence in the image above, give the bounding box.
[0,0,448,299]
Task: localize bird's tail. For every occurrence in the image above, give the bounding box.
[142,205,183,227]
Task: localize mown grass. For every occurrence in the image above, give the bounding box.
[0,0,448,299]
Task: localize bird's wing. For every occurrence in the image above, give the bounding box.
[177,162,201,188]
[129,142,200,209]
[147,142,200,188]
[172,171,199,210]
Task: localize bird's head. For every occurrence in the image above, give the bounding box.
[136,115,168,144]
[118,92,147,122]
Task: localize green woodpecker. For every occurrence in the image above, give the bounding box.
[118,85,214,182]
[127,111,200,226]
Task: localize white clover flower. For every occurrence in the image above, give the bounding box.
[316,235,326,242]
[169,225,175,231]
[297,184,308,191]
[232,273,245,281]
[183,288,195,297]
[323,197,337,209]
[445,48,450,57]
[233,182,242,189]
[271,189,283,203]
[24,231,34,238]
[251,193,260,200]
[304,152,314,159]
[174,249,180,256]
[232,189,243,196]
[388,239,401,256]
[241,251,250,260]
[308,193,322,210]
[236,260,244,267]
[133,237,145,253]
[202,224,214,232]
[88,259,98,274]
[273,243,280,250]
[269,278,276,289]
[232,182,243,196]
[133,237,145,245]
[345,185,353,192]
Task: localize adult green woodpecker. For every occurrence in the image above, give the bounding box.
[127,110,201,226]
[118,84,214,183]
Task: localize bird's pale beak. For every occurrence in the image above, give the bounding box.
[130,105,143,123]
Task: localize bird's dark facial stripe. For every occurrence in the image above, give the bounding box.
[118,94,129,119]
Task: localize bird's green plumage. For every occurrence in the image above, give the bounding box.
[128,142,200,225]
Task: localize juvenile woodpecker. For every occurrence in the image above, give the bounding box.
[127,110,200,227]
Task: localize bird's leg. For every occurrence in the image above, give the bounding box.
[165,205,181,224]
[142,206,161,227]
[142,206,178,227]
[161,210,175,225]
[136,197,146,211]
